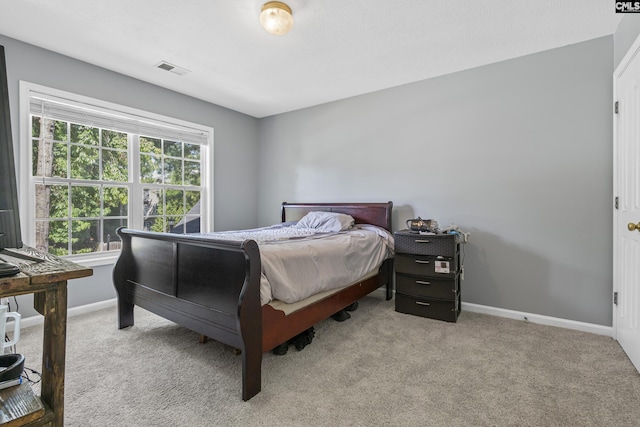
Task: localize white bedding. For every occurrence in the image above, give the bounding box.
[199,223,394,305]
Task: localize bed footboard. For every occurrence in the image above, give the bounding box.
[113,228,262,401]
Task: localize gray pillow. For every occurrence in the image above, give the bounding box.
[295,211,355,232]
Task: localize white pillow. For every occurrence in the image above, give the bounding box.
[295,211,355,232]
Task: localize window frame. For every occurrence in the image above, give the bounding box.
[19,81,214,267]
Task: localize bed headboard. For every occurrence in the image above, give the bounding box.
[281,202,393,232]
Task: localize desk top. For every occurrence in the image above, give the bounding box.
[0,246,92,295]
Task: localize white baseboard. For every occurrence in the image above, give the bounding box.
[462,302,613,337]
[19,295,613,338]
[21,298,117,329]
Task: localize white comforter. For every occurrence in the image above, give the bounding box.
[200,224,394,305]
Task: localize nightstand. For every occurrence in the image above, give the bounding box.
[394,230,461,322]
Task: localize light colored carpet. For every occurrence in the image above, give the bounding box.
[14,295,640,426]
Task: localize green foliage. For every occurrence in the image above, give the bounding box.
[70,145,99,180]
[184,143,200,160]
[140,136,161,154]
[164,140,181,157]
[103,187,128,216]
[102,130,127,149]
[184,160,201,186]
[70,123,98,145]
[53,120,68,141]
[32,120,203,254]
[44,184,69,218]
[46,220,69,256]
[102,150,128,182]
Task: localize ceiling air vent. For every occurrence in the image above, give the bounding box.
[155,61,190,76]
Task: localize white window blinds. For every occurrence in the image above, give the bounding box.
[29,92,210,146]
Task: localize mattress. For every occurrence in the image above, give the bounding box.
[268,268,380,316]
[200,223,394,305]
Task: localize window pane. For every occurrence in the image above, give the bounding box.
[143,216,161,232]
[185,191,200,213]
[53,121,68,142]
[170,192,201,233]
[178,215,200,233]
[184,143,200,160]
[71,220,99,254]
[166,216,181,233]
[181,215,200,233]
[31,116,41,137]
[140,136,161,154]
[140,154,161,183]
[70,145,99,180]
[72,186,100,218]
[164,158,182,185]
[70,124,99,145]
[35,184,68,219]
[184,160,200,186]
[32,140,68,178]
[103,187,129,217]
[164,140,182,157]
[102,150,128,182]
[165,189,184,216]
[52,143,69,178]
[143,188,162,217]
[103,219,125,251]
[32,139,39,177]
[102,130,127,149]
[32,139,51,177]
[40,220,69,256]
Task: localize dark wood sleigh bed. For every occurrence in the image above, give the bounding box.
[113,201,394,401]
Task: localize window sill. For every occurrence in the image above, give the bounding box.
[63,252,120,268]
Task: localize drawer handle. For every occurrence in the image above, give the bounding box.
[415,239,431,243]
[414,260,430,264]
[415,301,430,306]
[415,280,431,285]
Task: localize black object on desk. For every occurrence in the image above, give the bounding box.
[0,262,19,278]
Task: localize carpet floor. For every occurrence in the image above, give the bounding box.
[14,295,640,426]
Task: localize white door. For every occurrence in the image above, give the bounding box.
[614,36,640,373]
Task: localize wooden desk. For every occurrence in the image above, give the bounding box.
[0,247,92,426]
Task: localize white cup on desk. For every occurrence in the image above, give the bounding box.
[0,304,20,353]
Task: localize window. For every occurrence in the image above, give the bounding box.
[20,82,213,264]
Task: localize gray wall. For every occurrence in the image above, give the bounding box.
[1,35,260,318]
[614,16,640,68]
[258,36,614,326]
[2,32,619,326]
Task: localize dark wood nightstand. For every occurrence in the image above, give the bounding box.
[394,230,461,322]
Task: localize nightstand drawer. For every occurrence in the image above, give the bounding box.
[395,293,460,322]
[395,254,458,277]
[396,273,458,300]
[395,231,458,257]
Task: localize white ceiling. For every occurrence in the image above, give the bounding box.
[0,1,622,118]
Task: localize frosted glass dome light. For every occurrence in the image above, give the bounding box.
[260,2,293,35]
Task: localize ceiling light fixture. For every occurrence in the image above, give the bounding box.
[260,1,293,35]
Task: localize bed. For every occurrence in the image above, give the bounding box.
[113,201,394,401]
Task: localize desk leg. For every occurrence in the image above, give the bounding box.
[34,283,68,427]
